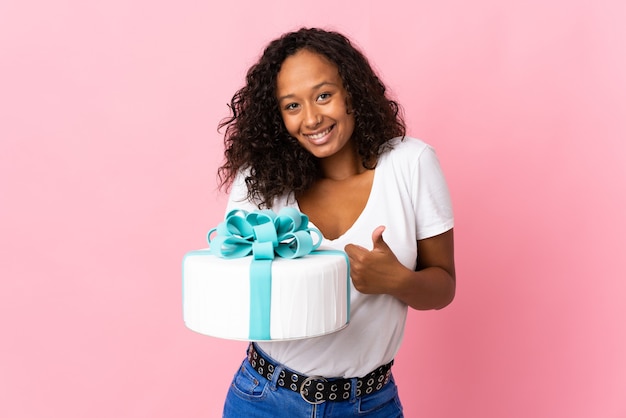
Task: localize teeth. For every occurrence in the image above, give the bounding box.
[306,126,332,140]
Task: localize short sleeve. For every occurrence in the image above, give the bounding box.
[413,145,454,240]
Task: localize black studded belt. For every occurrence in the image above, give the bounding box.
[247,343,393,404]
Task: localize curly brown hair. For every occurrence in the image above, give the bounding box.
[218,27,406,208]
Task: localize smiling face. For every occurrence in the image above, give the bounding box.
[276,49,356,162]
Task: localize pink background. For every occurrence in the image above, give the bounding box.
[2,0,625,417]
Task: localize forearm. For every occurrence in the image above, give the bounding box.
[389,265,456,310]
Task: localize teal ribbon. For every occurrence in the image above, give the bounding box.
[208,208,324,340]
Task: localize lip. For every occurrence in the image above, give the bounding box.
[302,125,334,145]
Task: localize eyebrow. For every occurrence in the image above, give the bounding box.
[277,81,338,103]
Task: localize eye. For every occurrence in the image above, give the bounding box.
[284,102,299,111]
[317,92,331,102]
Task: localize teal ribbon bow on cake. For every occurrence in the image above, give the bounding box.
[208,207,324,340]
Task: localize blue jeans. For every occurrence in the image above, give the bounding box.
[222,350,404,417]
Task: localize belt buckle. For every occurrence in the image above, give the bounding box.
[299,375,328,405]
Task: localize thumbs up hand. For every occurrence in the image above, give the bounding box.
[344,226,408,295]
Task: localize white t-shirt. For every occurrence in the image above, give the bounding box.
[225,136,454,378]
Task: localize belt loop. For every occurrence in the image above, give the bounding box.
[268,363,283,390]
[349,377,358,402]
[250,343,282,391]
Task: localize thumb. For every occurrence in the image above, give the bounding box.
[371,225,388,250]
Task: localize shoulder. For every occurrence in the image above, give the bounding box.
[381,136,437,167]
[378,136,450,196]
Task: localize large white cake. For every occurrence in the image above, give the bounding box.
[183,249,350,340]
[182,207,350,341]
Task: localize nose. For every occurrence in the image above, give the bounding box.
[303,105,322,129]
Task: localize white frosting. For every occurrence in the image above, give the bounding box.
[183,250,349,340]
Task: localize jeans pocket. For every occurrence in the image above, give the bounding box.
[229,359,269,401]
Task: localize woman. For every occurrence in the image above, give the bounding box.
[218,27,455,417]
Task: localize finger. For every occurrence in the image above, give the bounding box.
[344,243,367,258]
[371,225,387,250]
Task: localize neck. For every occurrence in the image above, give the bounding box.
[319,145,366,181]
[321,160,366,181]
